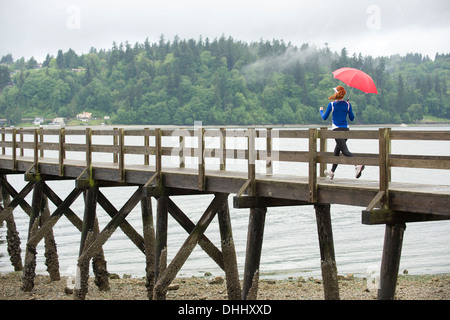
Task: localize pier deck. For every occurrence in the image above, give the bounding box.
[0,126,449,300]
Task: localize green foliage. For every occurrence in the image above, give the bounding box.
[1,37,449,126]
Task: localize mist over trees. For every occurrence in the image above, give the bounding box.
[0,35,449,126]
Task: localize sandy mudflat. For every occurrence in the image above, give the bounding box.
[1,271,449,300]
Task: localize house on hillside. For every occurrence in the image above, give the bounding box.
[76,112,92,122]
[33,117,45,125]
[51,117,66,126]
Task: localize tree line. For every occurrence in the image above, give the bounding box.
[0,35,449,126]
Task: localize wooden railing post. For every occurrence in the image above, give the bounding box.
[309,128,318,203]
[85,128,92,171]
[58,129,65,176]
[19,128,24,157]
[11,128,16,171]
[118,128,125,182]
[34,129,39,174]
[197,126,205,190]
[379,128,391,209]
[2,129,5,155]
[319,127,328,178]
[113,128,118,164]
[179,132,185,169]
[155,128,162,186]
[266,128,273,175]
[220,128,226,171]
[144,128,150,166]
[39,130,44,158]
[247,128,256,196]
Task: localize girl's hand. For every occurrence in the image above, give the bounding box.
[320,107,324,111]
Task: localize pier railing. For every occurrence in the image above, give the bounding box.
[1,127,450,198]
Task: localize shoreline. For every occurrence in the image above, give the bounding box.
[1,272,449,300]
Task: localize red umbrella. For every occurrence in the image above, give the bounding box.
[332,67,378,94]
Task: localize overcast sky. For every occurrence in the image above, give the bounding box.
[1,0,449,62]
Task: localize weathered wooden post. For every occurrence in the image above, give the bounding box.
[314,203,340,300]
[74,185,110,299]
[155,195,168,281]
[74,186,99,300]
[377,222,406,300]
[242,206,266,300]
[41,195,60,281]
[141,194,156,299]
[217,197,241,300]
[0,176,23,271]
[21,180,41,291]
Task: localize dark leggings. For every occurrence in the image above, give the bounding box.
[331,127,353,172]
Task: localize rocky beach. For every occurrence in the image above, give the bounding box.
[1,271,449,300]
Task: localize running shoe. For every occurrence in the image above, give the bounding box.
[355,165,365,178]
[324,170,334,180]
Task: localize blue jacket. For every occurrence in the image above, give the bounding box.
[320,100,354,129]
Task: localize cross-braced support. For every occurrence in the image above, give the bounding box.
[153,192,241,300]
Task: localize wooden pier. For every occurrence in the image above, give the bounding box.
[0,126,449,300]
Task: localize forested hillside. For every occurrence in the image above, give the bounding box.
[0,35,449,126]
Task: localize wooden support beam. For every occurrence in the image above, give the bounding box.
[377,223,406,300]
[153,193,228,300]
[155,195,168,281]
[40,194,60,281]
[0,176,23,271]
[74,186,99,300]
[315,203,339,300]
[242,206,266,300]
[74,186,110,299]
[234,196,311,208]
[21,180,43,291]
[217,196,241,300]
[362,209,450,225]
[141,194,156,299]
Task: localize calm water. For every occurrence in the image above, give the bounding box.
[1,126,449,280]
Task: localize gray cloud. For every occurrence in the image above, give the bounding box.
[1,0,449,62]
